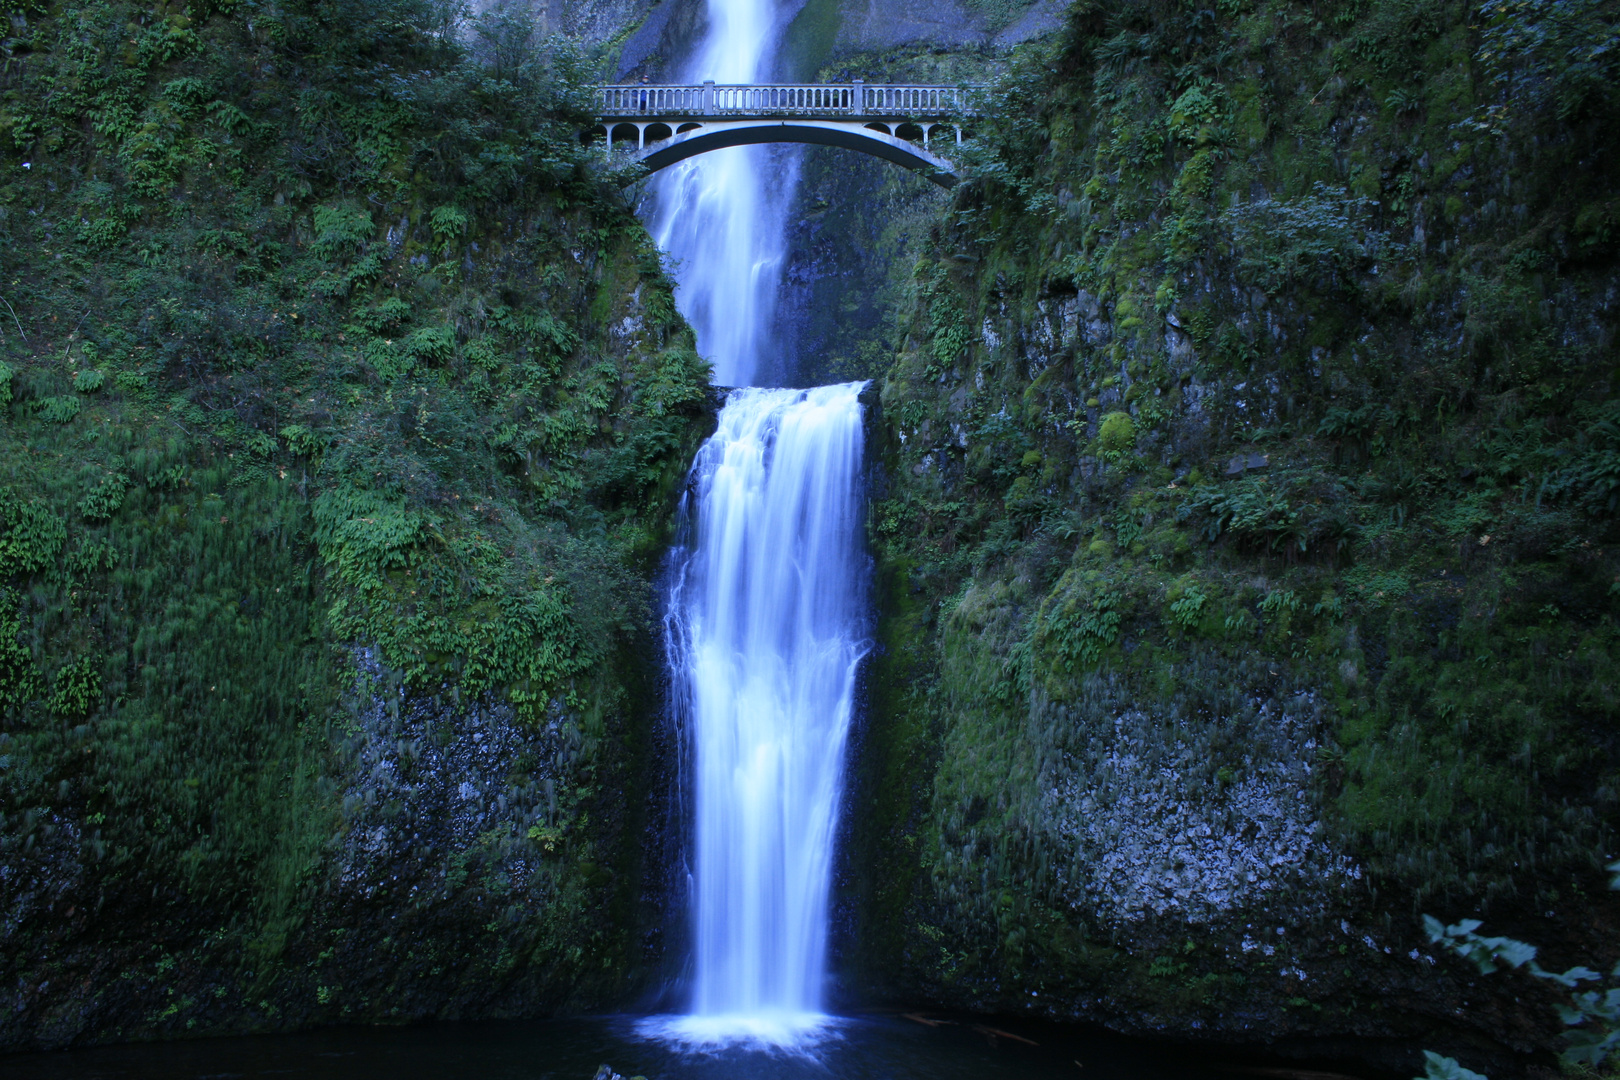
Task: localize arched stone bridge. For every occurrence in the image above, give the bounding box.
[591,83,974,188]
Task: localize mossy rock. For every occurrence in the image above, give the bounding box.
[1098,411,1136,451]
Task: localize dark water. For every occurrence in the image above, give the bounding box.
[3,1012,1247,1080]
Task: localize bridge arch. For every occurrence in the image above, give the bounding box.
[591,83,976,189]
[596,118,961,188]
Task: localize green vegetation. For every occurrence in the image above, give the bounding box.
[0,0,707,1050]
[838,0,1620,1053]
[1420,864,1620,1076]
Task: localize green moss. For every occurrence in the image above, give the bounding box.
[1098,411,1135,451]
[779,0,844,82]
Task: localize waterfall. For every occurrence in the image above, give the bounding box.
[635,0,867,1050]
[657,383,869,1046]
[647,0,799,387]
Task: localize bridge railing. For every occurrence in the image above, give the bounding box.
[861,85,965,115]
[595,83,974,119]
[597,85,708,115]
[713,84,855,114]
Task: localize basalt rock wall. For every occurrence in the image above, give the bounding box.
[820,1,1620,1076]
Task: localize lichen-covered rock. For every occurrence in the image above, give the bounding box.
[335,648,571,909]
[1039,690,1360,928]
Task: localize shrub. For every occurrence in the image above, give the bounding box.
[48,657,100,717]
[311,204,374,260]
[76,218,126,250]
[429,205,469,255]
[279,424,327,458]
[311,486,424,584]
[1420,900,1620,1075]
[1540,403,1620,516]
[1219,183,1395,292]
[403,326,456,366]
[1040,587,1122,671]
[1168,585,1207,630]
[1186,476,1356,557]
[38,395,81,424]
[1167,84,1221,144]
[1477,0,1620,124]
[0,606,38,713]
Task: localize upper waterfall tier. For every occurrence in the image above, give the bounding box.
[644,0,799,387]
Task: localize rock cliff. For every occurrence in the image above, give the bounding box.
[0,0,709,1050]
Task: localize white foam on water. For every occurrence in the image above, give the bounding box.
[635,1009,841,1054]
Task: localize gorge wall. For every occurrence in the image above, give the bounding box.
[576,0,1620,1068]
[0,0,711,1051]
[812,1,1620,1073]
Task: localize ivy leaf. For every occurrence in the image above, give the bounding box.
[1418,1050,1488,1080]
[1533,963,1603,988]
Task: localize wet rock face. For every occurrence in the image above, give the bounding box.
[494,0,662,48]
[334,649,570,912]
[831,0,993,49]
[291,650,641,1029]
[0,807,85,1045]
[825,0,1065,52]
[0,810,81,947]
[614,0,707,80]
[0,655,639,1053]
[1038,689,1361,927]
[610,0,1063,82]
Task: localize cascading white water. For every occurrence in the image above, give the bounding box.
[634,0,866,1050]
[658,382,869,1046]
[648,0,799,387]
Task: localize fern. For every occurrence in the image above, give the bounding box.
[77,473,129,521]
[1540,405,1620,517]
[1168,586,1207,630]
[1042,591,1122,671]
[311,204,374,260]
[0,492,66,577]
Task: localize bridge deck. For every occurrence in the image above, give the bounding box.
[595,83,973,121]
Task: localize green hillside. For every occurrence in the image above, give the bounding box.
[833,0,1620,1060]
[0,0,708,1050]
